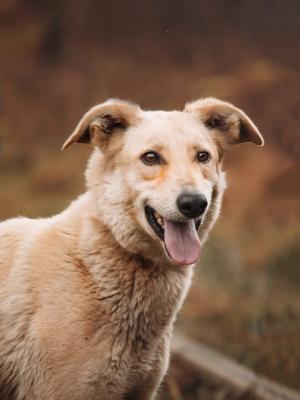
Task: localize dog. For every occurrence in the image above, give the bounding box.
[0,98,263,400]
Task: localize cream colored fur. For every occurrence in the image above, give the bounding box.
[0,98,263,400]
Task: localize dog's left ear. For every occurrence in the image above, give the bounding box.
[62,99,141,150]
[185,98,264,149]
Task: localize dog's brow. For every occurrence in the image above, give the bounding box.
[191,143,210,152]
[144,143,164,152]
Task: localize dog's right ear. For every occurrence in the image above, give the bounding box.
[61,99,141,150]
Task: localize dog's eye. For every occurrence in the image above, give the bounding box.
[196,151,210,163]
[141,151,161,165]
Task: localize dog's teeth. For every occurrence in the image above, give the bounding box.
[152,209,164,228]
[157,216,164,227]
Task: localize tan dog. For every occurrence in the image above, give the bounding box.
[0,98,263,400]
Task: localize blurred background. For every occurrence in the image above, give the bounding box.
[0,0,300,397]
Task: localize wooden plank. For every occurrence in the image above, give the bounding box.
[172,332,300,400]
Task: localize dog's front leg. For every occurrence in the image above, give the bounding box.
[124,373,161,400]
[125,334,171,400]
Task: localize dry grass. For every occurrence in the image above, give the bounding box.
[0,1,300,392]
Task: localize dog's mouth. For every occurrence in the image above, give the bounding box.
[145,205,201,266]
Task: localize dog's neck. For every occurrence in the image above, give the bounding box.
[72,194,193,345]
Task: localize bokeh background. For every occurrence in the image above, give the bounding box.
[1,0,300,397]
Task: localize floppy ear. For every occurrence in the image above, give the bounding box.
[185,97,264,150]
[62,99,141,150]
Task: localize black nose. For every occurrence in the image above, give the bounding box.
[177,192,208,219]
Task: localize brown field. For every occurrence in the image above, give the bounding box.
[0,1,300,395]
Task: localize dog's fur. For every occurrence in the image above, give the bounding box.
[0,98,263,400]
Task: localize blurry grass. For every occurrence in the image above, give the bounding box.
[0,146,87,219]
[1,2,300,396]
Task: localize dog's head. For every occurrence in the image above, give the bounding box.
[63,98,263,266]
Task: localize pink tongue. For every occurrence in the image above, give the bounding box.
[164,219,201,265]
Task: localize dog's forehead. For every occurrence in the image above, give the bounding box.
[141,110,202,136]
[125,109,212,152]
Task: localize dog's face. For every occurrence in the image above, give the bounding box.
[63,98,263,266]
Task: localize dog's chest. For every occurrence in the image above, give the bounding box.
[69,250,193,398]
[99,263,186,340]
[87,265,189,391]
